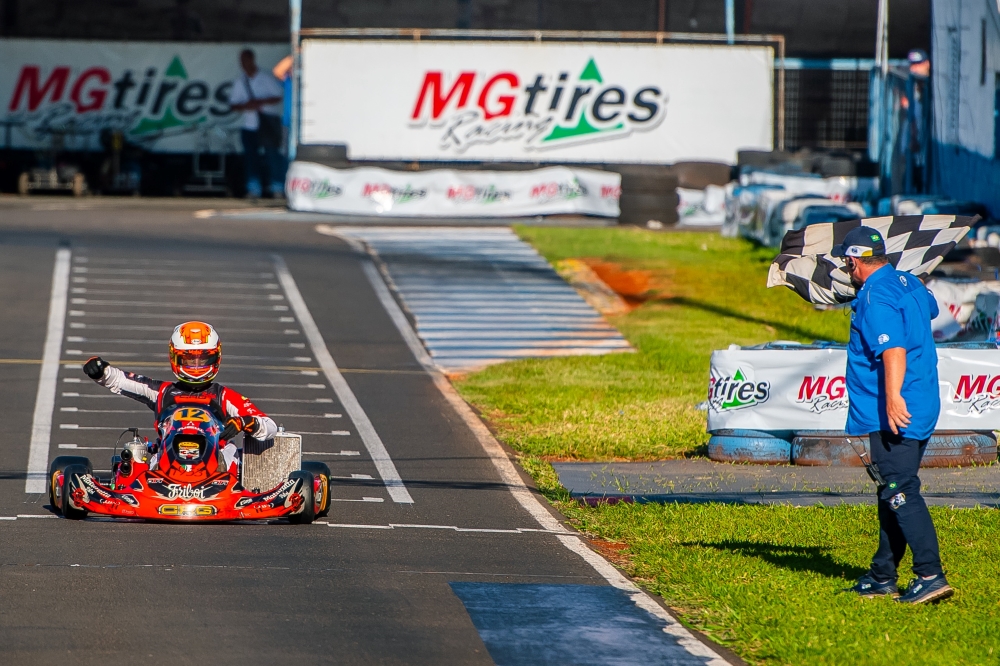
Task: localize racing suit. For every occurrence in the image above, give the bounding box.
[92,365,278,471]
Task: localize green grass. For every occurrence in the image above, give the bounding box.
[455,226,850,460]
[454,226,1000,665]
[557,501,1000,666]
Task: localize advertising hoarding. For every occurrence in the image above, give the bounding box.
[300,39,773,164]
[708,348,1000,431]
[0,39,288,153]
[286,161,620,217]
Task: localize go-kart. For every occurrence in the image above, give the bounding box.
[47,405,332,523]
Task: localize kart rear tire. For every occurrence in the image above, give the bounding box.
[60,464,89,520]
[301,461,332,518]
[287,470,315,525]
[48,455,93,514]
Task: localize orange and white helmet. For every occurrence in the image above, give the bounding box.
[169,321,221,384]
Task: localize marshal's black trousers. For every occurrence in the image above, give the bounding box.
[867,430,944,580]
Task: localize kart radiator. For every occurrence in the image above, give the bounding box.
[240,431,302,493]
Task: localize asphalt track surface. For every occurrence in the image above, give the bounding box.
[0,200,734,665]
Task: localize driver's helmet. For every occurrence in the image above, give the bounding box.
[169,321,221,384]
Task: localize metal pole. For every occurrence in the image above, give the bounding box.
[777,35,785,151]
[289,0,301,162]
[725,0,735,44]
[876,0,889,76]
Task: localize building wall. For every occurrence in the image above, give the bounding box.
[1,0,929,58]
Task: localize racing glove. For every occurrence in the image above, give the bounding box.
[83,356,109,380]
[220,416,258,442]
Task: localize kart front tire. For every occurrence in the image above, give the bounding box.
[48,455,93,514]
[301,461,332,518]
[60,464,89,520]
[287,470,315,525]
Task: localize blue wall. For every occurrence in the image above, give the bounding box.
[933,142,1000,219]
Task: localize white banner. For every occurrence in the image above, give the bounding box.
[300,40,773,164]
[708,348,1000,431]
[285,161,620,217]
[0,39,288,153]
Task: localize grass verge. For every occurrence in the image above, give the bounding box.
[557,500,1000,666]
[455,226,849,460]
[454,226,1000,665]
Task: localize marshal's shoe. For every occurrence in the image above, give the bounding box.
[896,574,954,604]
[846,573,898,598]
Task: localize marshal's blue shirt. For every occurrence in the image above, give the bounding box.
[846,264,940,439]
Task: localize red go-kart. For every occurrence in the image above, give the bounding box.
[47,406,332,523]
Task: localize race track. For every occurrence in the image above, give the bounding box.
[0,201,732,665]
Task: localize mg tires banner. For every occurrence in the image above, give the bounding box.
[300,40,773,164]
[0,39,288,153]
[286,161,620,217]
[708,348,1000,431]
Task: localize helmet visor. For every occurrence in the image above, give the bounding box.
[171,348,220,371]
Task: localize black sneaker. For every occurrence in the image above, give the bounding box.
[846,573,898,598]
[896,574,954,604]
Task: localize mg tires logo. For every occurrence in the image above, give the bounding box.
[409,58,665,154]
[709,367,770,411]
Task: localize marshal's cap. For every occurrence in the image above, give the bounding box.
[831,226,887,258]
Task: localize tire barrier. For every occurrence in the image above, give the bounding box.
[615,165,678,226]
[792,430,998,467]
[708,429,792,464]
[792,431,869,467]
[922,431,998,467]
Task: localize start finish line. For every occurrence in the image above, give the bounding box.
[708,346,1000,432]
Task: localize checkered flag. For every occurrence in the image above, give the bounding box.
[767,215,978,304]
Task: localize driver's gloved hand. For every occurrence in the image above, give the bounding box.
[83,356,108,380]
[221,416,258,442]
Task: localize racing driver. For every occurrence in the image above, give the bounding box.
[81,321,277,471]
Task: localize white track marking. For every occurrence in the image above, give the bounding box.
[255,397,334,404]
[322,522,563,534]
[220,383,325,389]
[294,430,351,436]
[303,450,360,456]
[270,413,342,418]
[70,298,288,312]
[274,254,413,504]
[26,248,71,493]
[72,267,272,278]
[68,312,294,322]
[58,444,114,450]
[356,241,732,665]
[329,497,385,503]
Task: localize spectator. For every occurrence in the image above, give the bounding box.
[229,48,285,198]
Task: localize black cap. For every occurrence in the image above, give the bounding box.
[831,226,887,258]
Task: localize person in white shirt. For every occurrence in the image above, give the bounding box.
[229,49,285,198]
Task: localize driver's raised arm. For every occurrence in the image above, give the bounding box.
[83,356,163,411]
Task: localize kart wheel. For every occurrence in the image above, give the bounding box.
[287,470,315,525]
[301,461,332,518]
[48,455,93,514]
[61,464,90,520]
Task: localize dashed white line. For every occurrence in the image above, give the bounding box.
[303,450,360,456]
[26,248,72,494]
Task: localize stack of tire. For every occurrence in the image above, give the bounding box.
[791,431,998,467]
[707,429,998,466]
[615,165,678,227]
[707,429,793,464]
